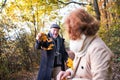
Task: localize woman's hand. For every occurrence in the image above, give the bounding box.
[57,71,71,80]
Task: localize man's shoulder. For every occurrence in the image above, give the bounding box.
[59,36,65,41]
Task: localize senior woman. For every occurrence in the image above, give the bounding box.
[57,8,114,80]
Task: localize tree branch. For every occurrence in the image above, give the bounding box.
[0,0,7,13]
[93,0,101,20]
[58,0,89,6]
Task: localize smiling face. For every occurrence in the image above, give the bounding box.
[50,28,60,38]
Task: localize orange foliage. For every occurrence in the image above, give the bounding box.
[40,32,54,50]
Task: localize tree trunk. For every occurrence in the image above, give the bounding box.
[93,0,101,20]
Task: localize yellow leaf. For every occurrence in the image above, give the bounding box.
[66,58,73,69]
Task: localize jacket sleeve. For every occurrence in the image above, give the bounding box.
[35,40,42,49]
[61,39,69,62]
[90,46,113,80]
[66,69,91,80]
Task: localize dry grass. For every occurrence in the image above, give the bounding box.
[112,54,120,80]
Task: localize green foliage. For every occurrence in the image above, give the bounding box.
[0,55,9,80]
[99,23,120,54]
[86,4,96,16]
[117,57,120,61]
[0,19,40,80]
[98,0,120,54]
[108,0,120,15]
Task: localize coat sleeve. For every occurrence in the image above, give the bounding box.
[35,40,43,49]
[61,39,69,62]
[90,46,113,80]
[60,38,69,71]
[35,39,49,49]
[35,40,42,49]
[66,69,91,80]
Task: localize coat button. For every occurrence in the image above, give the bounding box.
[81,66,84,69]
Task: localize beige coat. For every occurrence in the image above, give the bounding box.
[67,35,114,80]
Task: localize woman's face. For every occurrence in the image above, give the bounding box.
[50,28,59,38]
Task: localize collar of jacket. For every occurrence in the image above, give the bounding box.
[75,35,96,58]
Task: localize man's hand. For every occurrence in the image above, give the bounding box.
[36,33,42,41]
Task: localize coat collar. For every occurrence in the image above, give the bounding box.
[75,35,96,58]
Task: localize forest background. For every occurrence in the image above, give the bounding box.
[0,0,120,80]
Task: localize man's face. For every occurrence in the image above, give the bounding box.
[50,28,59,38]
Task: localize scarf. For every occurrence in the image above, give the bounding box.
[70,35,96,58]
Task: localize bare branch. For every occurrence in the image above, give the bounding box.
[0,0,7,13]
[58,0,89,6]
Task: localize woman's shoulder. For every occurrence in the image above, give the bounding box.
[87,36,113,57]
[90,36,105,47]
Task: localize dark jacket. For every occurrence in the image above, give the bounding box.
[35,32,68,80]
